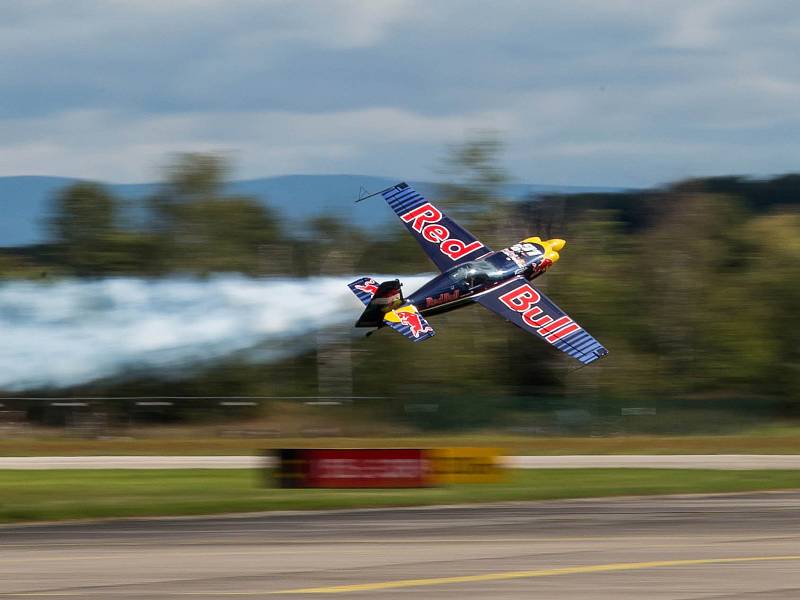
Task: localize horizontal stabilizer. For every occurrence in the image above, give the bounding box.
[383,304,435,342]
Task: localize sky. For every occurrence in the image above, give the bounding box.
[1,0,799,187]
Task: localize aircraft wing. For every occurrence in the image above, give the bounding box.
[379,183,489,272]
[475,276,608,365]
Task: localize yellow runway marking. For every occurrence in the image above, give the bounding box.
[268,555,800,595]
[4,536,730,562]
[3,555,800,596]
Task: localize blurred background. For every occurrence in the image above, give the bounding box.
[5,6,800,598]
[0,1,798,440]
[1,145,798,439]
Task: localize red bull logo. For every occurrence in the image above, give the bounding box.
[354,278,379,296]
[401,203,484,261]
[398,310,434,338]
[498,283,581,343]
[425,289,460,308]
[532,257,553,275]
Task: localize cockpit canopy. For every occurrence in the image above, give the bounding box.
[408,238,566,307]
[447,255,510,289]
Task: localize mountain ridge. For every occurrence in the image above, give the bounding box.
[0,174,625,247]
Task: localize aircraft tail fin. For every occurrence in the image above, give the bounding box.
[352,278,404,327]
[347,276,381,306]
[349,279,435,341]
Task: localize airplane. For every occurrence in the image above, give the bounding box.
[348,182,608,365]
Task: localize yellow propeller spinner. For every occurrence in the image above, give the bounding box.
[521,237,566,264]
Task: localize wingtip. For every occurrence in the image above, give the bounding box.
[356,183,405,203]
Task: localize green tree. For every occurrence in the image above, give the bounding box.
[436,132,513,248]
[149,153,284,275]
[439,132,509,212]
[49,182,122,276]
[305,215,369,276]
[636,193,758,394]
[740,212,800,404]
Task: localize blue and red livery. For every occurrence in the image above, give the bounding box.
[348,183,608,364]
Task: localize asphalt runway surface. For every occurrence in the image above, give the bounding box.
[3,492,800,598]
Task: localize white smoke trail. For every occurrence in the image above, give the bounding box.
[0,275,431,391]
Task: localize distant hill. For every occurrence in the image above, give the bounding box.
[0,174,625,247]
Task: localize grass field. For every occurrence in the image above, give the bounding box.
[3,468,800,524]
[3,426,800,456]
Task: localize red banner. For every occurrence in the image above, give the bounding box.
[276,448,429,488]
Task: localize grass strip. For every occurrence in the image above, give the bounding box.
[2,468,800,524]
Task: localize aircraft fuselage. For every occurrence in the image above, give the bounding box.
[407,238,565,318]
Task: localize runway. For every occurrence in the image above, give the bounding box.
[3,492,800,598]
[3,454,800,469]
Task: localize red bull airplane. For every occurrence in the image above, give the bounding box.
[348,183,608,365]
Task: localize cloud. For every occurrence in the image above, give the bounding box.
[1,1,799,185]
[0,106,512,181]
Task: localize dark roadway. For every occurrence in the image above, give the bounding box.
[2,492,800,598]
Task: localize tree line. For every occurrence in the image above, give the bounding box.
[2,145,799,431]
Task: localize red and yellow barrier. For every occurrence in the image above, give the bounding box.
[273,447,504,488]
[426,447,504,484]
